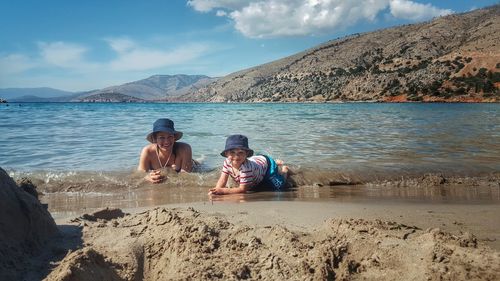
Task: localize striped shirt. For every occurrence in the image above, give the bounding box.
[222,156,268,186]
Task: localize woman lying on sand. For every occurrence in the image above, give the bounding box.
[138,118,193,183]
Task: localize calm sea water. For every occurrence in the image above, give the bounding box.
[1,102,499,177]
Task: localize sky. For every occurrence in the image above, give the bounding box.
[0,0,497,92]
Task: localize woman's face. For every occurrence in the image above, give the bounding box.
[155,132,175,150]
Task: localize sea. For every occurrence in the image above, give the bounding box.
[1,102,499,216]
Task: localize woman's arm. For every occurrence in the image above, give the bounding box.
[138,145,164,184]
[176,142,193,172]
[138,146,150,172]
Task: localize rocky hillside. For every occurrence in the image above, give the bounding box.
[78,92,146,102]
[75,74,216,101]
[178,5,499,102]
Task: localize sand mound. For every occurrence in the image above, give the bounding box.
[0,167,59,280]
[46,207,499,281]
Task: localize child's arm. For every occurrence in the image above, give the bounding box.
[209,173,249,195]
[208,172,229,195]
[209,183,249,195]
[222,184,249,194]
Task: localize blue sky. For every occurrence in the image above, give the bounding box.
[0,0,497,92]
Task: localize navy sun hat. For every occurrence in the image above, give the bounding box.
[146,118,183,143]
[220,134,254,157]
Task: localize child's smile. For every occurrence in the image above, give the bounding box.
[227,149,247,168]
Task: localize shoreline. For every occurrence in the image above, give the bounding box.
[2,165,499,280]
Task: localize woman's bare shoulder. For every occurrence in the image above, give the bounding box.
[175,141,192,151]
[142,143,157,154]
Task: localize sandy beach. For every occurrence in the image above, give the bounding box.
[2,168,500,280]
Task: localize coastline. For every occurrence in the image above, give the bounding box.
[2,167,500,280]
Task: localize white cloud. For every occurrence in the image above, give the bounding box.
[0,54,37,74]
[216,10,227,16]
[187,0,455,38]
[232,0,390,38]
[38,41,89,68]
[106,38,211,71]
[389,0,453,21]
[106,37,136,54]
[0,38,215,91]
[187,0,251,12]
[12,38,212,73]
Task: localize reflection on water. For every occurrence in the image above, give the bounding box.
[43,185,209,220]
[42,183,500,220]
[12,169,498,219]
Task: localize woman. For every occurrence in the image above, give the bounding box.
[138,118,193,183]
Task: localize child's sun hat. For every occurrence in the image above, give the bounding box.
[146,118,183,143]
[221,134,254,157]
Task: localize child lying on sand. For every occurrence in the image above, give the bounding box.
[209,134,289,195]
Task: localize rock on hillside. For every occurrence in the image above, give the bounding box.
[0,168,59,280]
[76,74,217,101]
[79,92,146,102]
[178,5,500,102]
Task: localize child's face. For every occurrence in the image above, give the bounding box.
[226,149,248,166]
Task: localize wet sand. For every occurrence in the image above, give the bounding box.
[40,176,500,252]
[45,201,500,280]
[41,176,500,217]
[159,200,500,251]
[50,197,500,251]
[3,169,500,280]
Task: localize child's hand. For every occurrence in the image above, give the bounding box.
[208,187,225,195]
[145,170,165,184]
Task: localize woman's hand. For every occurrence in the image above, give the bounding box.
[145,170,165,184]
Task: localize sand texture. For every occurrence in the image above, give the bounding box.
[1,168,499,280]
[44,207,499,281]
[0,168,59,280]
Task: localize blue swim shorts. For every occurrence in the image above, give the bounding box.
[261,155,287,191]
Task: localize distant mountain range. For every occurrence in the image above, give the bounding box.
[76,74,216,101]
[1,75,217,102]
[2,5,499,103]
[0,88,77,102]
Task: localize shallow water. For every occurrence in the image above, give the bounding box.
[25,167,498,220]
[2,102,499,218]
[1,102,499,176]
[42,182,500,220]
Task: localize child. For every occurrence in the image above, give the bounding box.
[209,134,289,195]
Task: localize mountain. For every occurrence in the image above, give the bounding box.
[177,5,500,102]
[74,74,217,101]
[79,92,146,102]
[0,87,75,100]
[0,74,216,102]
